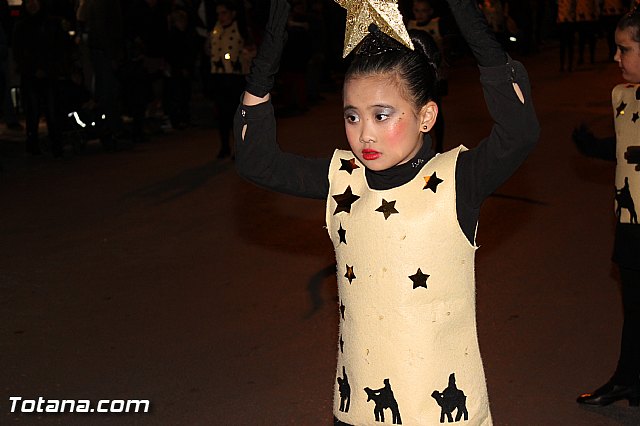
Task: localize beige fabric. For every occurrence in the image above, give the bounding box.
[210,21,251,75]
[613,84,640,225]
[326,148,491,425]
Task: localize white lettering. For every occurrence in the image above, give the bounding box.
[76,400,90,413]
[126,400,150,413]
[22,400,35,413]
[45,400,59,413]
[110,400,125,413]
[9,396,21,412]
[8,396,151,413]
[60,400,75,412]
[97,400,109,412]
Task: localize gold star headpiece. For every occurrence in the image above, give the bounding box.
[335,0,414,57]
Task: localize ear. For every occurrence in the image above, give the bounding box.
[418,101,438,133]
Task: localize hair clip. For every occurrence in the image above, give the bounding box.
[355,24,405,57]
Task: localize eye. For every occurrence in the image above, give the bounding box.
[344,113,359,123]
[375,113,389,121]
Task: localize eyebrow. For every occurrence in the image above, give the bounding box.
[343,104,394,112]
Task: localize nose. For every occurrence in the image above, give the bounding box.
[358,118,375,144]
[614,48,621,63]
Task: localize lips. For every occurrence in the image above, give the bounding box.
[362,149,381,161]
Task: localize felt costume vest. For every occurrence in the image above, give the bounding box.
[210,21,248,75]
[613,84,640,225]
[326,149,492,425]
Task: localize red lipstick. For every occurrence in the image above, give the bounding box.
[362,149,381,160]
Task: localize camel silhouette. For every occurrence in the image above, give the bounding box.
[337,366,351,413]
[615,177,638,224]
[364,378,402,424]
[431,373,469,423]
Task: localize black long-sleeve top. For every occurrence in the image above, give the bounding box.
[234,58,539,244]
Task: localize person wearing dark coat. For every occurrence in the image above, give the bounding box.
[13,0,72,157]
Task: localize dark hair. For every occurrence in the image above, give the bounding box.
[345,29,441,111]
[618,6,640,43]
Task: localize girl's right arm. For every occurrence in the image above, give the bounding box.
[234,0,330,199]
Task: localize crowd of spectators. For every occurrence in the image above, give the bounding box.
[0,0,637,159]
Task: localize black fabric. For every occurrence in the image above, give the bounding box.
[235,60,539,245]
[612,266,640,385]
[613,224,640,270]
[245,0,289,97]
[444,0,505,67]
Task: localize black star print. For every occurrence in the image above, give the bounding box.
[376,199,399,220]
[345,264,356,284]
[338,223,347,244]
[617,101,627,118]
[340,301,345,319]
[333,186,360,215]
[409,268,429,289]
[423,171,443,193]
[636,87,640,100]
[339,158,360,174]
[340,335,344,353]
[633,112,639,123]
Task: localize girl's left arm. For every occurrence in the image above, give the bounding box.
[456,58,540,209]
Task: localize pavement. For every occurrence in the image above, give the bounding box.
[2,41,640,426]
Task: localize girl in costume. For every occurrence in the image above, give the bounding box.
[575,6,640,407]
[235,0,539,424]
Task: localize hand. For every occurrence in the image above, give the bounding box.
[572,124,617,161]
[245,0,290,98]
[572,124,596,155]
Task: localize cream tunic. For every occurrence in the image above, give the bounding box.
[613,84,640,225]
[326,148,491,425]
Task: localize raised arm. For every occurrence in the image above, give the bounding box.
[445,0,540,212]
[441,0,540,242]
[234,0,330,199]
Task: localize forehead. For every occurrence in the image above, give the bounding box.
[343,73,412,107]
[616,27,638,44]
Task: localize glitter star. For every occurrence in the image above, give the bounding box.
[345,264,356,284]
[334,0,413,57]
[617,100,627,117]
[409,268,429,289]
[375,199,399,220]
[423,172,443,193]
[333,186,361,215]
[338,223,347,244]
[339,158,360,174]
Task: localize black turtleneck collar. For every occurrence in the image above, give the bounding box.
[365,135,436,190]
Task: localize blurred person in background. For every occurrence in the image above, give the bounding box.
[165,8,196,130]
[576,0,599,65]
[13,0,73,157]
[557,0,577,71]
[209,0,253,158]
